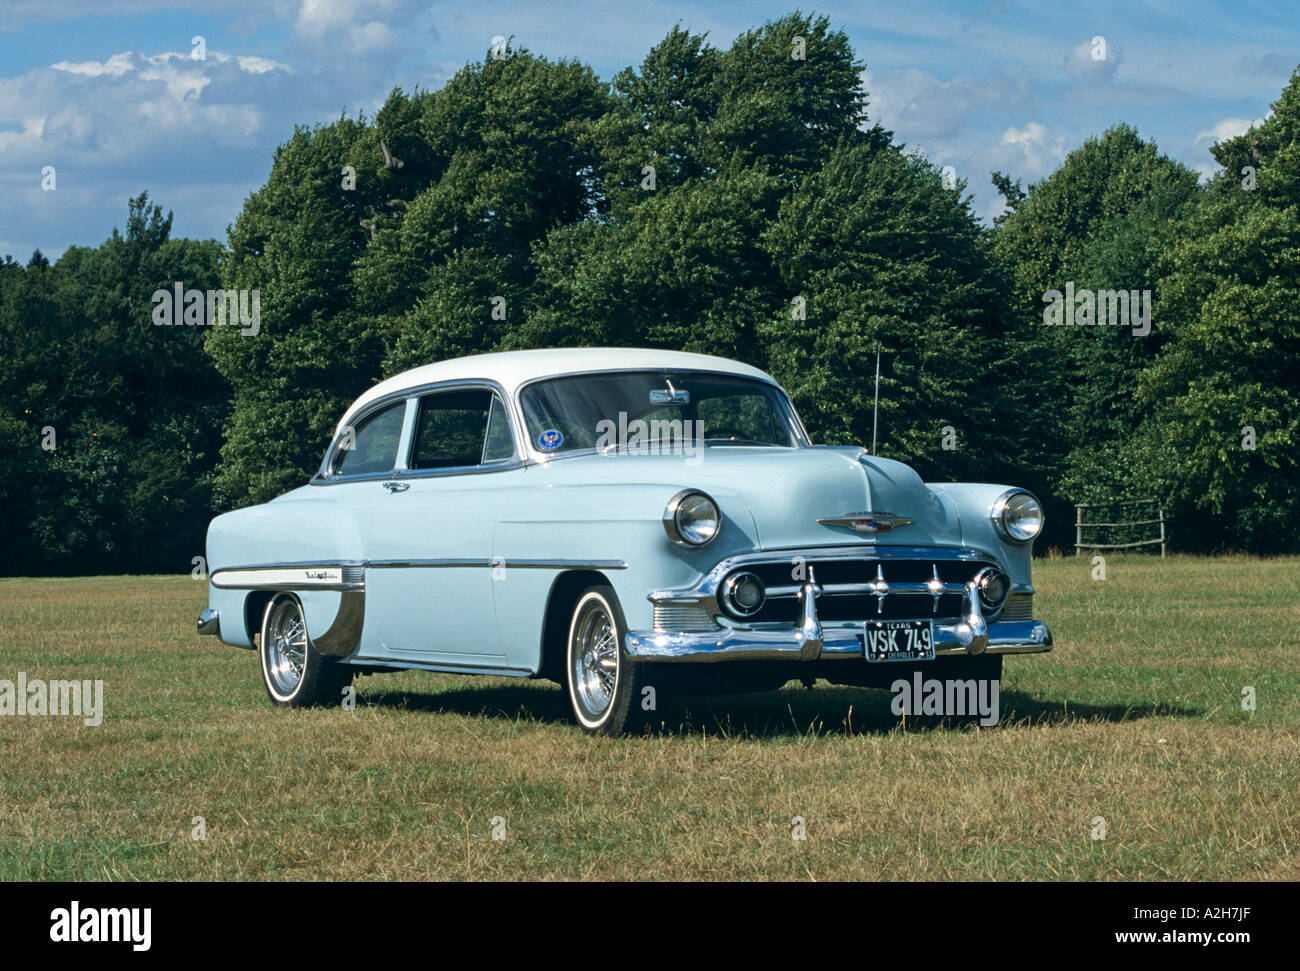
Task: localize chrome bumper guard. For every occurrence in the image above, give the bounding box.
[626,578,1052,662]
[197,608,220,636]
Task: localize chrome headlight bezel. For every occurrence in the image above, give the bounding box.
[991,489,1044,544]
[663,489,721,548]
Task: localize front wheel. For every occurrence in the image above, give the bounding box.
[565,585,649,736]
[260,593,352,707]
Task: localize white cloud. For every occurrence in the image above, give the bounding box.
[0,50,294,177]
[865,67,1033,142]
[51,52,138,77]
[291,0,413,56]
[0,48,309,261]
[994,122,1069,181]
[1194,116,1267,146]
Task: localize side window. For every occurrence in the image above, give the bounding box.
[412,389,514,470]
[482,394,515,463]
[332,401,405,477]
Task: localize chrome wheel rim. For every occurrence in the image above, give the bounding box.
[571,599,618,720]
[265,598,307,697]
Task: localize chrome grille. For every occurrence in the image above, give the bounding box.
[1001,593,1033,621]
[341,564,365,586]
[653,603,716,633]
[738,556,1000,623]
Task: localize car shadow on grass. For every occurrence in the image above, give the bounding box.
[357,678,1202,738]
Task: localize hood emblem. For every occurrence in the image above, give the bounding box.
[818,511,916,533]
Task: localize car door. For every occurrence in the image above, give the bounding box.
[358,384,523,666]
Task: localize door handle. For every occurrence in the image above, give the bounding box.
[382,481,410,493]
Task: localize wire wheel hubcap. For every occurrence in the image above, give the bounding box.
[572,600,618,720]
[265,599,307,697]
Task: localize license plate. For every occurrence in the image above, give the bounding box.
[864,619,935,662]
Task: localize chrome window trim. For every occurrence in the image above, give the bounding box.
[393,398,418,472]
[512,367,810,465]
[320,397,409,481]
[312,378,530,485]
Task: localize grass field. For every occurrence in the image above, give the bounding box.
[1,554,1297,880]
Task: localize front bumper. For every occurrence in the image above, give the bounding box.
[625,617,1052,662]
[626,544,1052,663]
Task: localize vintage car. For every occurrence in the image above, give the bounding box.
[197,348,1051,734]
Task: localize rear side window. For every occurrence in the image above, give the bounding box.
[411,389,515,470]
[332,401,405,477]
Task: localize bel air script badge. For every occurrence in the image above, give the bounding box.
[818,511,916,533]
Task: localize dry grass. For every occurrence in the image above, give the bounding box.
[1,555,1297,880]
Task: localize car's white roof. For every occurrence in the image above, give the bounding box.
[343,347,779,421]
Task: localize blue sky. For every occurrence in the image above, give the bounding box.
[1,1,1296,261]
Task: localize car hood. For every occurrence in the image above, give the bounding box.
[534,445,962,551]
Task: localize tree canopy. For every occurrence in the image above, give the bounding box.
[2,17,1298,574]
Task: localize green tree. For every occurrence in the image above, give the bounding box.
[992,124,1200,542]
[758,141,1030,485]
[0,194,226,573]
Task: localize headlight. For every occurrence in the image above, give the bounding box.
[991,490,1044,544]
[663,489,721,547]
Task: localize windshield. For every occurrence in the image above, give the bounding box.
[518,370,807,455]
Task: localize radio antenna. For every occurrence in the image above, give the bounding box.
[871,344,881,456]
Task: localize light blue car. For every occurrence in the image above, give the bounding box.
[197,348,1052,734]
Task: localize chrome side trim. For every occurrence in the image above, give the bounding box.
[313,589,366,658]
[367,558,627,570]
[210,565,365,592]
[212,558,626,579]
[197,608,220,636]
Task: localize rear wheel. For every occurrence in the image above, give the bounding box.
[565,585,648,736]
[259,593,352,707]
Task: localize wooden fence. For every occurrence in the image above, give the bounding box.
[1075,499,1167,558]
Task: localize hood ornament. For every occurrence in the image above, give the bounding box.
[818,511,916,533]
